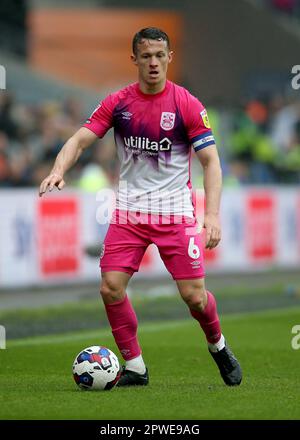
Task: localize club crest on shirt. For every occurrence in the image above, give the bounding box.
[160,112,176,131]
[200,109,210,129]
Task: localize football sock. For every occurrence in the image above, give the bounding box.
[208,333,225,352]
[104,295,141,361]
[189,290,222,344]
[125,354,146,375]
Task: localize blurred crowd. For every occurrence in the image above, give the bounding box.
[209,93,300,186]
[0,92,119,191]
[0,90,300,190]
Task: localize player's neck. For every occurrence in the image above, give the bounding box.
[138,79,167,95]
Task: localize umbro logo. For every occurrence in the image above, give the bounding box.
[120,349,131,355]
[122,112,132,120]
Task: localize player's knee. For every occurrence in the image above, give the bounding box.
[188,294,207,312]
[181,282,207,312]
[100,277,126,303]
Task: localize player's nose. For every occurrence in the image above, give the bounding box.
[149,56,158,67]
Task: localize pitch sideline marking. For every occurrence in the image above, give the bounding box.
[7,306,300,348]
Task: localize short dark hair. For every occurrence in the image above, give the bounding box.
[132,27,170,55]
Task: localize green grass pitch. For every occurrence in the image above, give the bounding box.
[0,307,300,420]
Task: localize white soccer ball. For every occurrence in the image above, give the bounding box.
[72,345,121,390]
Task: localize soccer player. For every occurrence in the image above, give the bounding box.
[39,27,242,387]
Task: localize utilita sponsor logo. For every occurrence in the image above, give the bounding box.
[124,136,172,152]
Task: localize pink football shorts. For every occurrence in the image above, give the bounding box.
[100,210,205,280]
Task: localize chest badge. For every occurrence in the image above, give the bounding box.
[160,112,175,131]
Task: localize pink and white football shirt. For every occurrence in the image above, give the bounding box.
[83,80,215,217]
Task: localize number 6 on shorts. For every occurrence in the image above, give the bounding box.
[188,237,200,259]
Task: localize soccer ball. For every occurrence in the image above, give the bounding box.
[72,345,121,390]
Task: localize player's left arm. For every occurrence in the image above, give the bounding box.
[181,90,222,249]
[195,144,222,249]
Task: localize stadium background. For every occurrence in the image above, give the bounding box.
[0,0,300,421]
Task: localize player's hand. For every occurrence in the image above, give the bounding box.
[203,213,221,249]
[39,173,65,197]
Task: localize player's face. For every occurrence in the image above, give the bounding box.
[131,39,173,92]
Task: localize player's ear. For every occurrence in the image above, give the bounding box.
[131,54,138,65]
[168,51,174,64]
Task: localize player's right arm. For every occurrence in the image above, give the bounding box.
[39,127,98,197]
[39,92,117,197]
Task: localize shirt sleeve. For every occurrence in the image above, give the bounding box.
[82,94,116,138]
[183,92,216,152]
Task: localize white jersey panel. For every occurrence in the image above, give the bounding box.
[115,134,194,217]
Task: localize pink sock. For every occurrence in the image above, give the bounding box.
[189,290,221,343]
[104,295,141,361]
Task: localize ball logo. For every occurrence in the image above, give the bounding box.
[160,112,175,131]
[101,357,110,368]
